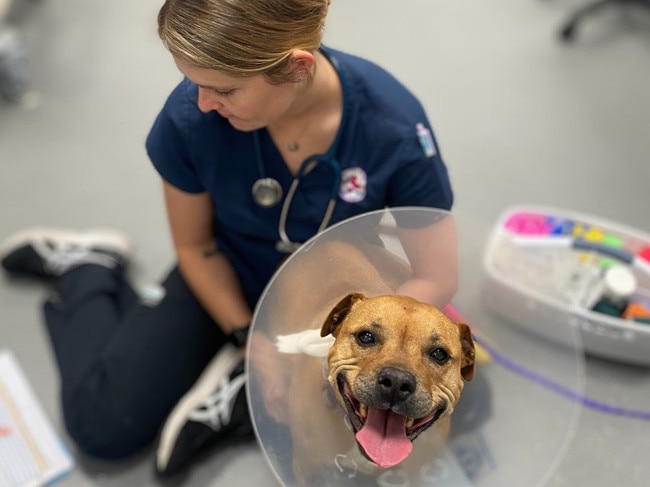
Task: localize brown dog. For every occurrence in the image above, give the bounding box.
[249,233,474,484]
[321,292,475,469]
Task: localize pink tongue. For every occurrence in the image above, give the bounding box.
[355,407,412,468]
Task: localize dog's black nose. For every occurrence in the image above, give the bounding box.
[377,367,416,404]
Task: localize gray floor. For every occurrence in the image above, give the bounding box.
[1,0,650,486]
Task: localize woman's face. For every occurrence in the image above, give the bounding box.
[174,57,299,132]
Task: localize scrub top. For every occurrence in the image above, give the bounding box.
[146,46,453,307]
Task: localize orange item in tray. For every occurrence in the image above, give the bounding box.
[623,302,650,320]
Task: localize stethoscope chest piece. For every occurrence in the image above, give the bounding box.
[252,177,283,208]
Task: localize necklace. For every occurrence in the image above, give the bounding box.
[284,114,315,152]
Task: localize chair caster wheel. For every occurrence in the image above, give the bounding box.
[559,22,577,42]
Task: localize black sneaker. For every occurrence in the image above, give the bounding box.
[154,344,254,477]
[0,228,132,278]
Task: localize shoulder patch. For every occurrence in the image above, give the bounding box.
[416,123,436,158]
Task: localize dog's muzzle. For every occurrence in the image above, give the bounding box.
[336,372,446,468]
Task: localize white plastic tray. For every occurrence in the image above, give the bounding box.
[483,205,650,367]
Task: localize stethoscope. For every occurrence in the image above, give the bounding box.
[251,130,343,253]
[251,53,348,254]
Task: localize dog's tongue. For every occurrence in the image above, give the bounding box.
[355,407,412,468]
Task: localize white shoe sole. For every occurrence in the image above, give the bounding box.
[0,227,134,260]
[155,344,242,471]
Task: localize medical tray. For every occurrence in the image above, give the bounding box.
[483,205,650,366]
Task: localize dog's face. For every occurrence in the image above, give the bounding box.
[320,293,475,469]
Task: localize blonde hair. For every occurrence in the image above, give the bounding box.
[158,0,331,84]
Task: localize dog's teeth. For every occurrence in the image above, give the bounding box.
[359,404,368,419]
[406,418,414,428]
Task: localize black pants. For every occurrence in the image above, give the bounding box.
[43,264,228,459]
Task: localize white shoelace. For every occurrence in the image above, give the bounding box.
[188,372,247,431]
[33,239,117,274]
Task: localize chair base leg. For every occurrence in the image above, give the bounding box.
[559,0,650,42]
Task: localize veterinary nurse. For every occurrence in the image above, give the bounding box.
[0,0,455,478]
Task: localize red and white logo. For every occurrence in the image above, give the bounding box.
[339,167,367,203]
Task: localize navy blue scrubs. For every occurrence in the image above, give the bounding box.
[146,46,453,307]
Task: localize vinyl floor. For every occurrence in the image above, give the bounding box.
[1,1,650,486]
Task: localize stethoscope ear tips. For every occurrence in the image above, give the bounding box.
[252,178,283,208]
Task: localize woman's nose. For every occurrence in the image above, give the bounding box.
[197,88,223,113]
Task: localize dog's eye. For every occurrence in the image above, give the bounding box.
[356,331,375,345]
[429,347,449,364]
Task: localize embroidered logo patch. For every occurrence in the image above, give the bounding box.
[339,167,367,203]
[416,123,436,158]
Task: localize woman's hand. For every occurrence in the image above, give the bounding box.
[248,331,292,425]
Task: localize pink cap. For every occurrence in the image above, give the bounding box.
[638,246,650,264]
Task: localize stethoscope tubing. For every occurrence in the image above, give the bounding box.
[277,160,341,251]
[253,51,350,253]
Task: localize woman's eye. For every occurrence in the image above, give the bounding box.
[356,331,375,345]
[429,347,449,364]
[212,88,234,97]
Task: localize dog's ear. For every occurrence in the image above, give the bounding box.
[320,293,366,338]
[456,322,476,381]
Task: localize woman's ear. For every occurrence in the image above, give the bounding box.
[289,49,315,80]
